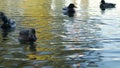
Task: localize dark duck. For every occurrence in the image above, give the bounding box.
[0,12,16,30]
[63,3,76,17]
[100,0,116,10]
[18,28,37,44]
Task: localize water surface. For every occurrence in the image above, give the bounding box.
[0,0,120,68]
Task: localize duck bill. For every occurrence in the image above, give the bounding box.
[74,6,77,8]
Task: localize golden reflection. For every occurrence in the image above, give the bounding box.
[20,0,60,60]
[21,0,54,44]
[27,46,57,60]
[28,54,55,60]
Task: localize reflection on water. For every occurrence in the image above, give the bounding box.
[0,0,120,68]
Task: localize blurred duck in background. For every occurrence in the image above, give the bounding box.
[0,12,16,30]
[100,0,116,10]
[0,12,16,40]
[63,3,76,17]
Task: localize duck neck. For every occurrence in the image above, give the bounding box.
[101,0,105,4]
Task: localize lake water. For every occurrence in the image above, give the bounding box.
[0,0,120,68]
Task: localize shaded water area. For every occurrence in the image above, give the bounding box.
[0,0,120,68]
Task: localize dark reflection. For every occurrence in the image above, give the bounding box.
[1,28,15,41]
[1,28,8,37]
[101,9,105,14]
[19,41,37,52]
[29,42,36,52]
[79,50,102,68]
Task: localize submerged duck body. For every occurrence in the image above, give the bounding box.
[63,7,68,15]
[63,3,76,17]
[100,0,116,10]
[19,28,37,43]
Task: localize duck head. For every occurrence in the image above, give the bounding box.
[0,12,5,17]
[101,0,105,4]
[28,28,37,42]
[68,3,76,8]
[0,12,8,22]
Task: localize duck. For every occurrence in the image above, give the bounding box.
[0,12,16,29]
[63,3,76,17]
[18,28,37,44]
[100,0,116,10]
[1,19,16,29]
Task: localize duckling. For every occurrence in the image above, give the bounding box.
[100,0,116,10]
[18,28,37,43]
[63,3,76,17]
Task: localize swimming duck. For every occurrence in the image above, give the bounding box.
[0,12,16,29]
[1,19,16,29]
[100,0,116,10]
[63,3,76,17]
[18,28,37,43]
